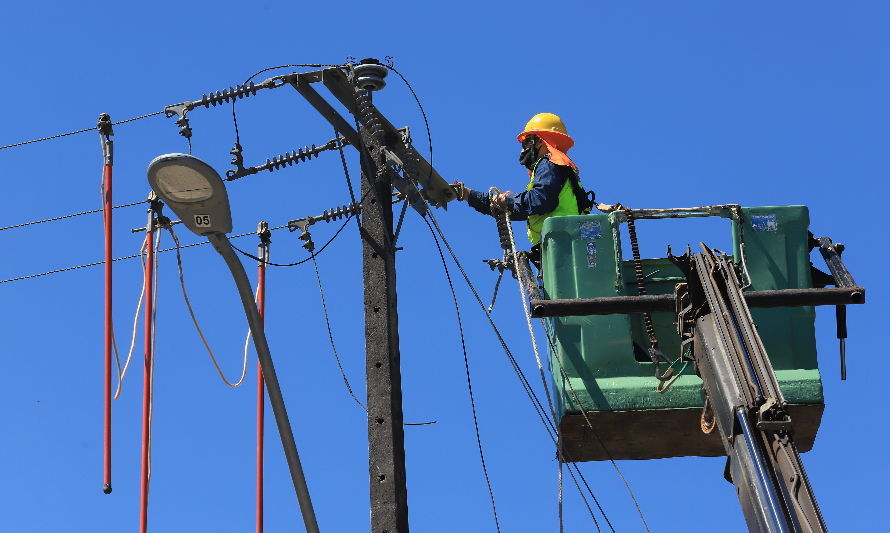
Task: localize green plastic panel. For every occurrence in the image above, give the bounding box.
[540,206,824,423]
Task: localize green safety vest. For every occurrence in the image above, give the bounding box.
[525,158,585,245]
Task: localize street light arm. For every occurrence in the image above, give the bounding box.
[208,232,320,533]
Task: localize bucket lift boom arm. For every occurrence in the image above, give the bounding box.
[671,245,827,533]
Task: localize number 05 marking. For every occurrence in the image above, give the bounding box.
[194,214,211,227]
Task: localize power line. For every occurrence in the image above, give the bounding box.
[0,200,147,232]
[0,111,163,151]
[0,226,283,285]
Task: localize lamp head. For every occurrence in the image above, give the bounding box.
[147,153,233,236]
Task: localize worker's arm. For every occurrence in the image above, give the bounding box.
[504,159,570,219]
[466,189,494,215]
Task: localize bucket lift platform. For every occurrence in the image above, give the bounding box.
[530,205,862,462]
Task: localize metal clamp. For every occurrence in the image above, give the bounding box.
[97,113,114,164]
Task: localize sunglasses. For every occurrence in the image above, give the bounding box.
[521,135,539,149]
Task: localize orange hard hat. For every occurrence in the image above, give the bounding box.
[517,113,574,152]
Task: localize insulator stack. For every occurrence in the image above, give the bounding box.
[199,82,260,108]
[264,145,320,172]
[495,211,512,251]
[316,202,362,223]
[227,137,348,181]
[354,90,386,145]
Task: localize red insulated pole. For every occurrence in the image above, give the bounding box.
[256,222,269,533]
[99,114,114,495]
[139,217,156,533]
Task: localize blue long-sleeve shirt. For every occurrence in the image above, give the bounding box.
[467,158,576,221]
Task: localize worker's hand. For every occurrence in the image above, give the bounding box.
[490,191,511,211]
[450,181,471,201]
[596,202,624,213]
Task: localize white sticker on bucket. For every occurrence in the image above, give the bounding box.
[579,221,601,240]
[586,242,597,268]
[751,215,778,232]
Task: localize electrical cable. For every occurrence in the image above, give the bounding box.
[0,226,288,285]
[423,215,501,532]
[383,64,433,182]
[309,254,367,412]
[230,214,353,267]
[386,63,641,528]
[167,226,249,387]
[231,63,342,146]
[498,202,560,425]
[334,125,362,233]
[114,234,149,400]
[0,205,359,285]
[0,200,147,232]
[242,282,261,387]
[372,73,607,525]
[148,228,160,484]
[542,312,652,532]
[558,461,564,533]
[0,111,163,151]
[500,207,648,530]
[499,207,647,530]
[420,210,611,531]
[422,214,606,530]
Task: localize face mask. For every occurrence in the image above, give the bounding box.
[519,136,539,168]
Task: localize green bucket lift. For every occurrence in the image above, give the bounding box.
[540,205,824,462]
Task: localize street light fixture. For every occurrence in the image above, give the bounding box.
[147,153,320,533]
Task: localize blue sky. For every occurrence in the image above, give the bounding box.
[0,2,887,531]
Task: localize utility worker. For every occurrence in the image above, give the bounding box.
[453,113,611,249]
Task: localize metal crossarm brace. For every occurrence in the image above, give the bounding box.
[319,68,455,207]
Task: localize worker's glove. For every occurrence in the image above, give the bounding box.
[450,181,470,201]
[490,191,511,212]
[596,202,625,213]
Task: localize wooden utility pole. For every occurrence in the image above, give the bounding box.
[360,122,410,532]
